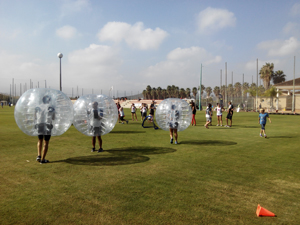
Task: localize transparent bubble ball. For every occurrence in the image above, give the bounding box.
[14,88,74,136]
[73,94,118,136]
[155,98,192,131]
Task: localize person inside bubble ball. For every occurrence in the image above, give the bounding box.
[35,95,55,164]
[87,101,104,152]
[168,104,180,144]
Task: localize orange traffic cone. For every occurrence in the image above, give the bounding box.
[256,204,276,217]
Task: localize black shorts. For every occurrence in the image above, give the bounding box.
[91,126,101,136]
[37,123,52,135]
[142,112,147,117]
[226,113,233,120]
[38,135,51,141]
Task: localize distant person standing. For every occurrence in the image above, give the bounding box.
[1,102,3,108]
[191,101,196,126]
[215,103,223,126]
[259,108,271,138]
[131,103,138,121]
[225,101,234,127]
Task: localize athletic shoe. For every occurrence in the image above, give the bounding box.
[260,134,262,137]
[98,148,103,152]
[36,156,41,162]
[175,141,178,144]
[40,159,49,164]
[91,148,96,152]
[170,138,173,144]
[220,125,223,127]
[264,134,267,138]
[216,124,219,126]
[205,125,209,129]
[121,122,124,124]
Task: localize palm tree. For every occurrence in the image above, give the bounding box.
[234,82,242,97]
[192,87,197,99]
[151,87,157,99]
[146,85,152,99]
[259,63,274,90]
[272,70,286,84]
[185,88,191,98]
[220,85,226,97]
[199,84,205,98]
[174,86,180,98]
[205,86,212,97]
[258,85,265,96]
[179,88,185,98]
[156,87,162,99]
[213,86,220,97]
[227,84,234,99]
[242,82,249,98]
[142,90,147,99]
[161,89,167,99]
[167,85,172,98]
[264,85,281,108]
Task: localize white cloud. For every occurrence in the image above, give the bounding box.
[197,7,236,34]
[141,46,222,87]
[56,25,78,40]
[257,37,300,57]
[97,22,168,50]
[61,0,91,16]
[283,22,300,36]
[290,3,300,17]
[68,44,121,66]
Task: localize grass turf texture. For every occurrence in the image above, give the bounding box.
[1,106,300,224]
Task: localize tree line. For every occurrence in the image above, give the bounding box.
[142,63,286,100]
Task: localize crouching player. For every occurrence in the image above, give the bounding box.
[259,108,271,138]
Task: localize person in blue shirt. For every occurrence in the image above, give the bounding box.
[258,108,272,138]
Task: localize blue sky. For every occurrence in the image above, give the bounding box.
[1,0,300,97]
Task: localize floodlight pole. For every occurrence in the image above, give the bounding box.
[58,53,63,91]
[199,64,202,111]
[292,56,295,112]
[256,58,258,111]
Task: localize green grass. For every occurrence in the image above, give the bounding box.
[1,106,300,224]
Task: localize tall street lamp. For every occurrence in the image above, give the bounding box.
[57,53,63,91]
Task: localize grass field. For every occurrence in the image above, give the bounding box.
[1,106,300,224]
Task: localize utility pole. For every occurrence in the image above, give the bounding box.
[199,63,202,110]
[292,56,296,112]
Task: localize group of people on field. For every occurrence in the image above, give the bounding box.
[35,96,271,165]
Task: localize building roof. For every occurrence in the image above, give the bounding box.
[274,77,300,90]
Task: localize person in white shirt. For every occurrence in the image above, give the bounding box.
[119,106,128,124]
[215,103,224,126]
[130,103,138,121]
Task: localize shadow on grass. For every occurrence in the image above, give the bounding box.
[60,154,150,166]
[56,146,175,166]
[233,125,258,128]
[107,146,176,155]
[268,136,296,139]
[180,140,237,146]
[110,131,146,134]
